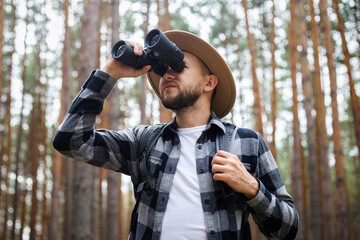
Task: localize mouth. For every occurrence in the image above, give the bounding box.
[163,83,177,90]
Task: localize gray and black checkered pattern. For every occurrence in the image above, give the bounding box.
[53,70,298,240]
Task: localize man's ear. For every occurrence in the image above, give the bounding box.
[204,74,218,92]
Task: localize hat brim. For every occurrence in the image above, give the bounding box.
[147,30,236,119]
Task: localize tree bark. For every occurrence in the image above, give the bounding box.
[156,0,173,123]
[307,0,336,238]
[72,0,101,239]
[318,0,352,238]
[62,7,74,235]
[241,0,264,135]
[140,0,150,125]
[296,1,323,239]
[40,107,49,240]
[289,0,306,239]
[49,0,72,239]
[104,0,122,239]
[332,0,360,167]
[270,0,277,160]
[1,2,16,239]
[29,96,41,240]
[11,25,28,240]
[0,0,4,94]
[164,0,171,31]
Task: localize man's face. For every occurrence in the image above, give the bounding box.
[159,52,208,111]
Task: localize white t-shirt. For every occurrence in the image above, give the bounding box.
[160,125,207,240]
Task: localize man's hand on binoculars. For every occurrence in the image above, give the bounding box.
[101,40,151,80]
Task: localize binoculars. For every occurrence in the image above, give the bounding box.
[111,29,185,76]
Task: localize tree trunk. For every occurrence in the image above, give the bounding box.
[307,0,336,238]
[318,0,352,238]
[95,3,105,240]
[296,1,323,239]
[241,0,263,135]
[19,146,31,240]
[11,31,28,240]
[72,0,101,239]
[1,2,16,239]
[156,0,172,123]
[140,0,150,125]
[29,97,41,240]
[164,0,171,31]
[156,0,162,31]
[0,0,4,94]
[332,0,360,167]
[30,5,48,234]
[49,1,72,239]
[62,1,75,231]
[49,153,63,240]
[40,107,49,240]
[270,0,277,160]
[97,168,106,240]
[103,0,122,239]
[289,1,306,239]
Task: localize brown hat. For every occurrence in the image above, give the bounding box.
[147,30,236,119]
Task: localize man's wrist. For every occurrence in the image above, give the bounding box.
[101,66,120,80]
[244,178,259,200]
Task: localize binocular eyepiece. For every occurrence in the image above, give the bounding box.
[111,29,185,76]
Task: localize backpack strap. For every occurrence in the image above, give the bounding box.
[130,124,166,235]
[136,123,166,198]
[222,125,239,234]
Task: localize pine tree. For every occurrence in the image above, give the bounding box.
[318,0,352,238]
[289,0,306,239]
[71,0,101,239]
[308,0,335,238]
[241,0,264,135]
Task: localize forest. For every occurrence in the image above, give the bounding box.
[0,0,359,239]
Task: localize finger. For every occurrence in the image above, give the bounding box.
[214,150,232,158]
[213,172,227,182]
[211,155,228,166]
[126,40,143,55]
[212,164,226,174]
[133,42,143,55]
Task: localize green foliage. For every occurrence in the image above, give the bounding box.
[123,10,137,33]
[170,11,192,32]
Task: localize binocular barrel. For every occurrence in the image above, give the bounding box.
[145,29,185,72]
[111,29,185,77]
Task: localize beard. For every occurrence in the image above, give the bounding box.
[160,83,202,111]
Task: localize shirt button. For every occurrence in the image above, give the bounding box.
[210,231,216,236]
[199,169,204,174]
[197,145,202,150]
[204,199,210,205]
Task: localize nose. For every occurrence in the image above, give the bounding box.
[162,68,176,81]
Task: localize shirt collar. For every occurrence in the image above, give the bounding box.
[162,111,226,139]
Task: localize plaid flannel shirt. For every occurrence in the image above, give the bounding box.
[53,70,298,240]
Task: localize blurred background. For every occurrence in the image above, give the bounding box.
[0,0,359,239]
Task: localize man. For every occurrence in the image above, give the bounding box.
[53,30,298,240]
